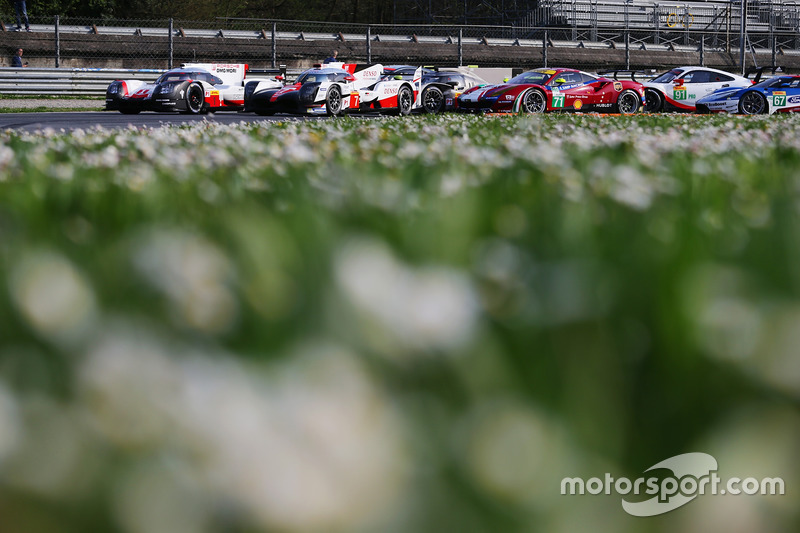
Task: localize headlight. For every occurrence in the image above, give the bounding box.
[244,81,258,100]
[158,82,180,94]
[299,83,320,103]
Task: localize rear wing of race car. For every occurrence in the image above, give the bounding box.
[747,65,786,84]
[597,69,653,82]
[247,66,287,81]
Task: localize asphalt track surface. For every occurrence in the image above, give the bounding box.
[0,111,324,132]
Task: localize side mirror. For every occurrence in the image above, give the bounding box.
[275,75,284,81]
[345,74,356,82]
[503,77,510,83]
[446,81,459,88]
[394,75,403,80]
[673,78,685,85]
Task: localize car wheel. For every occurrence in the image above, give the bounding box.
[421,86,444,114]
[396,85,413,116]
[519,89,546,113]
[644,89,663,113]
[617,89,641,115]
[739,91,767,115]
[185,83,205,114]
[326,85,343,117]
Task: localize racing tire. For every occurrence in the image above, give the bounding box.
[519,89,547,114]
[421,86,445,114]
[185,83,205,115]
[738,91,767,115]
[644,89,663,113]
[395,85,413,116]
[326,85,343,117]
[617,89,641,115]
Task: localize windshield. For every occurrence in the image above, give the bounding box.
[296,72,336,84]
[507,71,552,85]
[754,76,800,89]
[156,71,222,85]
[156,72,194,84]
[651,69,684,83]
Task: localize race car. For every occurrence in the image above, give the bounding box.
[243,63,382,116]
[695,74,800,115]
[457,68,645,114]
[106,63,284,114]
[642,66,752,112]
[418,68,488,113]
[354,66,432,115]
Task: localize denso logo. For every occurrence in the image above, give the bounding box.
[383,87,398,95]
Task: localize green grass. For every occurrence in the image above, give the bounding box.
[0,114,798,533]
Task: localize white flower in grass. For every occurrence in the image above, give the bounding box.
[9,250,97,345]
[335,237,478,353]
[132,229,238,334]
[0,382,20,464]
[80,330,408,533]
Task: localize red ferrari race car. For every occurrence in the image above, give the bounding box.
[457,68,645,114]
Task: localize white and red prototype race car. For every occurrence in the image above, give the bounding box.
[244,63,383,116]
[106,63,284,114]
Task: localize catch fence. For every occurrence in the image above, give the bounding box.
[0,3,798,72]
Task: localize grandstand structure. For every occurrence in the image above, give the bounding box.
[392,0,800,39]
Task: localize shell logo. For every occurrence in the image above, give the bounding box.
[574,99,583,110]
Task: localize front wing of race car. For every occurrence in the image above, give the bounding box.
[694,87,742,113]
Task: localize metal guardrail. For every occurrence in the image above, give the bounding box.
[0,67,305,96]
[0,67,164,96]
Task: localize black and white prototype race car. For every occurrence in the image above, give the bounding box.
[105,63,285,114]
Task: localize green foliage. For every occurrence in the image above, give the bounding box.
[0,114,798,532]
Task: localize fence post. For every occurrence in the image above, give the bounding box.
[770,9,776,67]
[366,25,371,64]
[700,34,705,66]
[168,18,174,69]
[54,15,60,68]
[543,29,548,68]
[684,4,690,45]
[572,0,577,41]
[625,1,630,70]
[272,22,277,68]
[654,4,660,45]
[739,0,746,75]
[458,27,463,66]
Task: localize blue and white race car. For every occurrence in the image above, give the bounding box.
[696,74,800,115]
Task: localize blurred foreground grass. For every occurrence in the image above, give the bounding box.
[0,114,798,532]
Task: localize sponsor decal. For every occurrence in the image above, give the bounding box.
[773,91,786,95]
[614,81,623,92]
[595,103,613,108]
[552,94,565,108]
[505,94,515,100]
[788,95,800,104]
[674,87,688,100]
[542,70,556,75]
[574,99,583,110]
